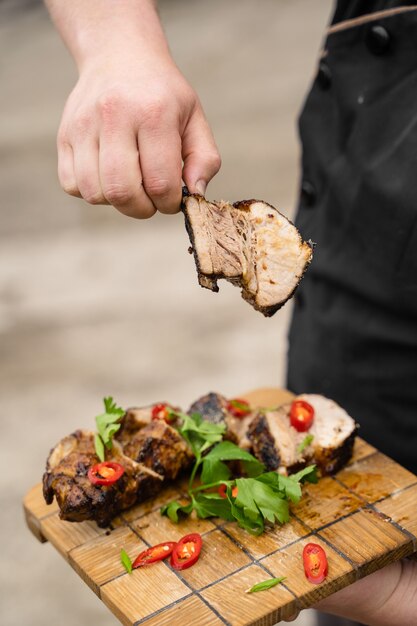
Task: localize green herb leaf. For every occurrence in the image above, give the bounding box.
[160,500,193,523]
[277,474,302,503]
[94,433,105,462]
[120,548,133,574]
[290,465,318,484]
[202,441,265,478]
[246,577,286,593]
[192,493,235,521]
[235,477,290,526]
[104,397,124,416]
[94,397,125,459]
[174,411,226,458]
[297,434,314,454]
[200,458,231,485]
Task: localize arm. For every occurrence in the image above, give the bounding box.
[314,559,417,626]
[45,0,221,218]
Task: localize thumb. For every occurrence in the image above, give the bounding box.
[181,107,221,196]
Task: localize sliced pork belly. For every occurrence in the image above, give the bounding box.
[42,430,163,527]
[182,189,313,316]
[247,395,357,475]
[188,392,254,449]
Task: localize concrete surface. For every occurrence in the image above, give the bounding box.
[0,1,332,624]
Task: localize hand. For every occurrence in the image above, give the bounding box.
[57,54,220,218]
[314,559,417,626]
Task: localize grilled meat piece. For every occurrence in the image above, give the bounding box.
[299,394,358,474]
[43,430,163,527]
[118,420,193,480]
[188,392,253,448]
[182,189,313,316]
[248,409,299,472]
[43,407,191,526]
[247,395,357,475]
[115,406,153,446]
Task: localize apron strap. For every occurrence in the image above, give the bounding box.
[327,5,417,35]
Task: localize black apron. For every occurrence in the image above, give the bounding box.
[287,5,417,626]
[288,4,417,478]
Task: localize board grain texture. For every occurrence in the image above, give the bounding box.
[24,388,417,626]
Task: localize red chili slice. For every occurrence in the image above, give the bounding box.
[170,533,202,571]
[88,461,125,486]
[290,400,315,432]
[218,484,238,499]
[151,403,176,424]
[227,398,251,419]
[132,541,176,568]
[303,543,328,584]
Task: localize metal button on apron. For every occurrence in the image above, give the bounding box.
[300,180,316,207]
[366,24,391,55]
[316,61,332,89]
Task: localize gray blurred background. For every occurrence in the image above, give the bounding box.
[0,0,332,624]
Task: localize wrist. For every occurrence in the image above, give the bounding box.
[46,0,172,73]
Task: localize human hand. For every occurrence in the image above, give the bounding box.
[314,559,417,626]
[57,54,220,218]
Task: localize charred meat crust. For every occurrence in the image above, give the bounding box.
[246,398,357,476]
[247,413,281,471]
[181,188,314,317]
[182,193,220,293]
[122,420,193,481]
[42,419,189,526]
[314,427,358,475]
[188,392,228,425]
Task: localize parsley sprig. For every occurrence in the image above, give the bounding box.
[94,397,125,461]
[161,410,317,535]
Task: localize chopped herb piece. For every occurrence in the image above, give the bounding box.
[246,577,286,593]
[297,434,314,454]
[120,548,133,574]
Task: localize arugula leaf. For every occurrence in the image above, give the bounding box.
[160,500,193,523]
[120,548,133,574]
[297,434,314,454]
[246,577,286,593]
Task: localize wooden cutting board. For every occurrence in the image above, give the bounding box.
[24,388,417,626]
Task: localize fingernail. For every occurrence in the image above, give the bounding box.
[195,180,206,196]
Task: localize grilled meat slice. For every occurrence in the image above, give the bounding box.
[299,394,358,474]
[119,420,193,481]
[115,406,153,446]
[43,430,163,527]
[182,189,313,316]
[188,392,253,448]
[247,395,357,475]
[248,408,306,472]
